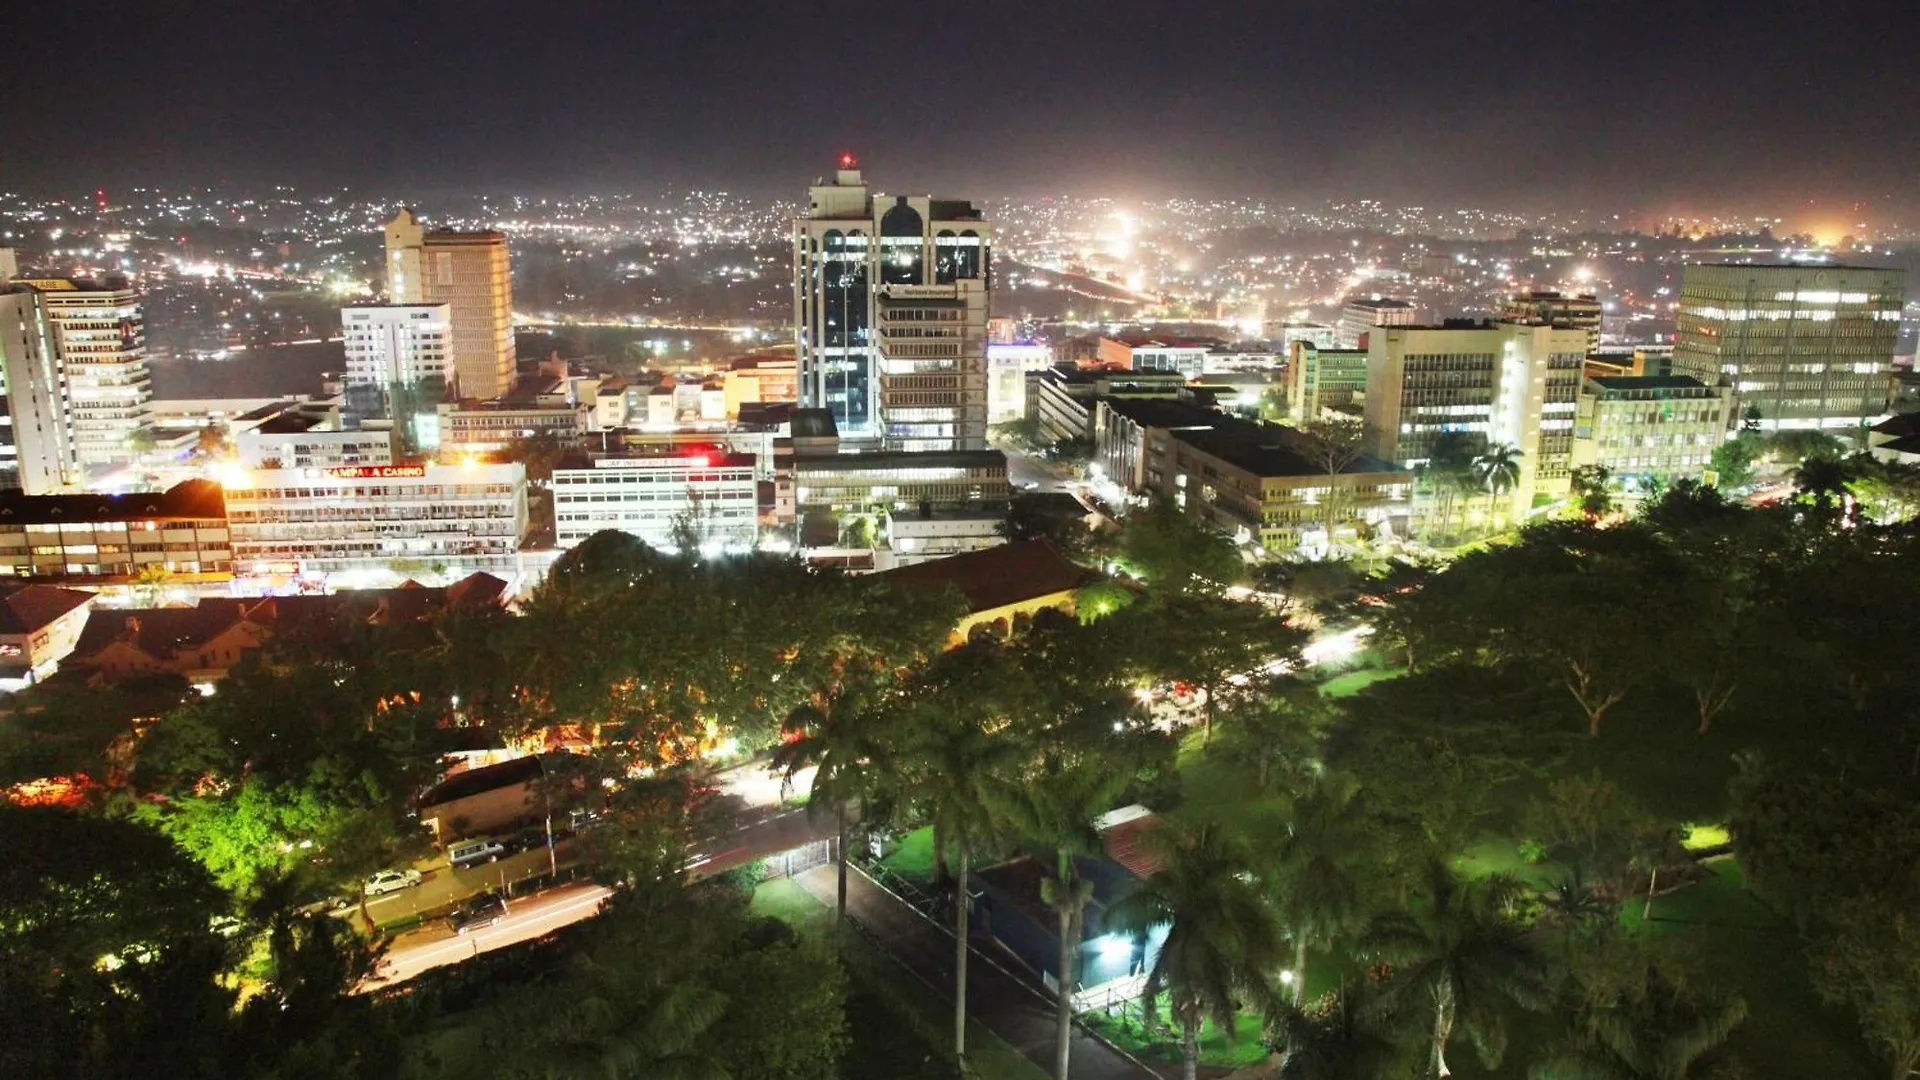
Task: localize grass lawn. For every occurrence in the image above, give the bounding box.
[880,825,939,885]
[1316,666,1406,698]
[1162,728,1289,836]
[1451,836,1567,891]
[1081,999,1269,1070]
[751,879,1048,1080]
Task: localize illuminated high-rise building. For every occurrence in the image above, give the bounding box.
[1504,291,1602,355]
[384,210,515,401]
[28,277,152,468]
[793,156,991,450]
[1337,296,1417,348]
[1672,263,1905,431]
[0,285,78,493]
[341,303,452,392]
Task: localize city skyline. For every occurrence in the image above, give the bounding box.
[5,1,1919,226]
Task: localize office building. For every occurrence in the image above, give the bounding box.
[1098,334,1221,378]
[1338,296,1417,348]
[434,400,585,455]
[1506,291,1602,354]
[1093,398,1411,554]
[1571,375,1734,488]
[0,286,78,493]
[1030,366,1189,444]
[341,303,452,394]
[986,342,1052,423]
[1364,319,1588,518]
[0,480,231,584]
[793,156,991,450]
[235,414,397,469]
[1672,263,1906,431]
[1287,342,1369,421]
[385,210,515,401]
[721,355,799,418]
[792,450,1009,519]
[25,277,153,468]
[223,462,527,577]
[1275,323,1339,351]
[552,453,759,553]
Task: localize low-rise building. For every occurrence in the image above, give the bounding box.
[235,414,397,469]
[874,539,1095,644]
[69,572,508,683]
[434,401,586,455]
[553,452,759,553]
[0,480,231,585]
[223,462,527,577]
[0,585,96,690]
[792,449,1009,518]
[878,509,1006,570]
[987,342,1053,423]
[721,355,799,418]
[1572,375,1734,487]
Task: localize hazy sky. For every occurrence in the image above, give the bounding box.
[8,0,1918,221]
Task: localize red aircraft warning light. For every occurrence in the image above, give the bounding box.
[839,151,858,169]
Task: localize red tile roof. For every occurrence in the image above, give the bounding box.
[875,540,1095,614]
[0,585,93,636]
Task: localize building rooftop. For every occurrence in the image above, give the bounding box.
[875,539,1094,614]
[0,585,93,636]
[796,449,1007,472]
[1871,413,1920,438]
[1587,375,1712,393]
[0,480,226,526]
[251,413,325,435]
[787,408,840,440]
[417,753,547,809]
[1099,397,1227,430]
[1106,333,1227,350]
[1345,296,1414,310]
[1172,417,1403,479]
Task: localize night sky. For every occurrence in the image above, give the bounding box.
[9,0,1920,217]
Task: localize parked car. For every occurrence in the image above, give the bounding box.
[447,838,506,869]
[506,827,548,854]
[446,893,507,935]
[568,808,607,832]
[362,868,425,896]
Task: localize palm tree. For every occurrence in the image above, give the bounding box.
[1262,778,1368,1007]
[1474,444,1525,534]
[1001,756,1132,1080]
[1532,967,1747,1080]
[1791,454,1855,521]
[1268,983,1411,1080]
[772,693,888,928]
[1364,863,1547,1078]
[1425,432,1477,541]
[1109,821,1289,1080]
[901,648,1028,1064]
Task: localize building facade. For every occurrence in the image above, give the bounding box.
[0,286,77,493]
[1572,375,1733,487]
[792,449,1009,518]
[1672,263,1905,431]
[1364,320,1587,517]
[235,415,397,469]
[223,462,527,575]
[0,480,231,584]
[26,278,153,468]
[342,303,451,393]
[793,157,991,450]
[1505,291,1602,354]
[1287,342,1368,420]
[1338,296,1417,348]
[385,210,515,401]
[434,401,586,455]
[552,453,758,553]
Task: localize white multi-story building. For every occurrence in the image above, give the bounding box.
[1364,319,1588,518]
[1338,296,1417,348]
[24,277,152,468]
[552,453,758,553]
[342,303,451,392]
[986,342,1052,423]
[0,285,78,493]
[793,155,991,450]
[223,462,527,576]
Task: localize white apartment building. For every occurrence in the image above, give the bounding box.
[552,453,758,553]
[223,462,527,576]
[987,342,1052,423]
[342,304,451,391]
[0,286,77,493]
[793,156,991,450]
[25,278,153,468]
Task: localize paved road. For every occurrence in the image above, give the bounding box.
[798,863,1157,1080]
[359,808,834,989]
[364,880,612,988]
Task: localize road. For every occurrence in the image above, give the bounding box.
[360,806,835,989]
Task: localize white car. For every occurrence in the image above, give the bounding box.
[362,868,425,896]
